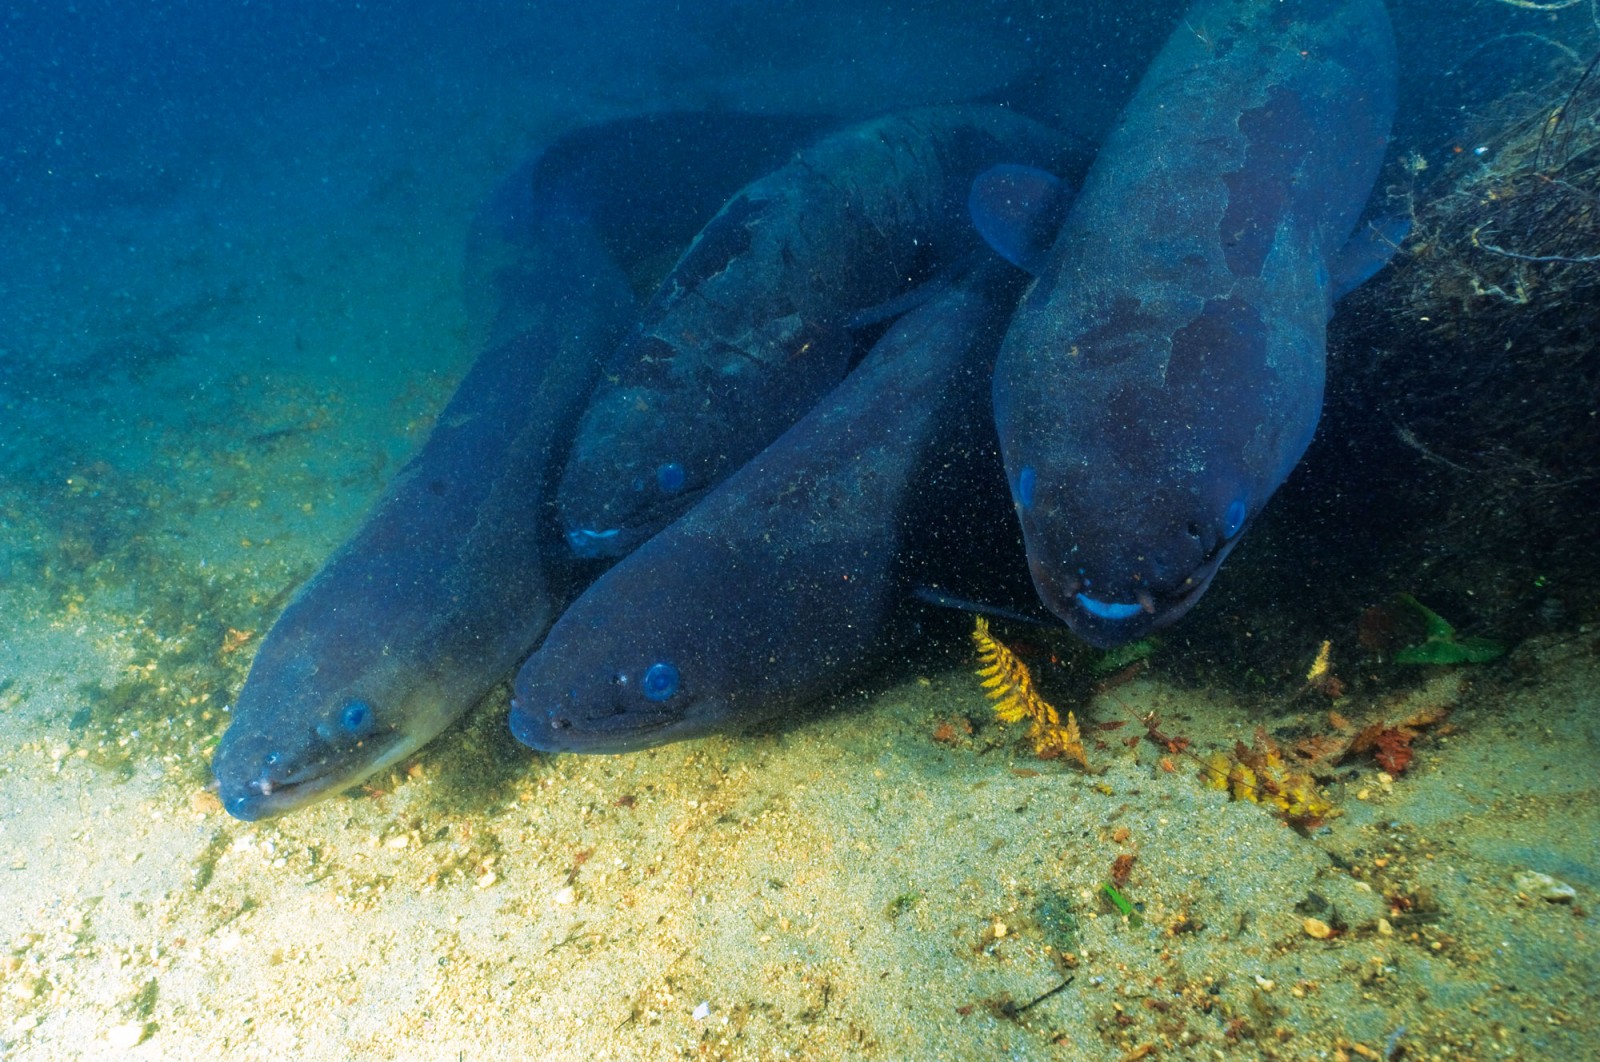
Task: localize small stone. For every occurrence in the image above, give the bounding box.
[385,835,409,850]
[1303,917,1333,940]
[1513,871,1576,903]
[106,1021,149,1049]
[992,921,1008,939]
[554,886,576,906]
[1377,917,1394,936]
[475,869,497,890]
[1254,975,1275,991]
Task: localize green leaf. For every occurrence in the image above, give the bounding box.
[1093,638,1157,675]
[1100,882,1143,927]
[1393,595,1506,665]
[1398,593,1455,640]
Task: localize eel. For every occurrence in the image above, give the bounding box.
[211,205,631,821]
[555,105,1077,560]
[989,0,1398,648]
[464,111,832,350]
[511,262,1028,753]
[211,113,820,819]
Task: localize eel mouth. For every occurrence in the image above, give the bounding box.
[562,487,709,560]
[214,731,409,821]
[509,695,690,755]
[217,772,337,822]
[1036,561,1222,650]
[565,526,632,559]
[1074,591,1155,622]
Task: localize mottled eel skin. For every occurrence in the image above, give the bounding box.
[512,264,1025,754]
[212,114,821,819]
[556,105,1075,560]
[992,0,1397,648]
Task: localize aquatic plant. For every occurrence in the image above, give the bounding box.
[1100,882,1143,927]
[971,617,1088,768]
[1092,636,1157,676]
[1392,594,1506,664]
[1203,728,1337,827]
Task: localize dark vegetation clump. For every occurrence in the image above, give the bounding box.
[1337,53,1600,624]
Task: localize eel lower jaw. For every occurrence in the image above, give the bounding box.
[510,701,694,755]
[1074,591,1155,621]
[562,487,710,560]
[216,733,414,821]
[218,774,331,821]
[565,526,629,559]
[1066,567,1220,648]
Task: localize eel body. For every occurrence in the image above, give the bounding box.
[991,0,1398,647]
[556,106,1077,559]
[513,264,1025,753]
[213,206,632,819]
[213,113,820,818]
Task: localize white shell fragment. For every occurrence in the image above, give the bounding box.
[1513,870,1577,903]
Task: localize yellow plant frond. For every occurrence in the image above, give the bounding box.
[1202,752,1232,791]
[1203,729,1337,826]
[970,618,1088,769]
[1306,639,1333,683]
[1035,708,1089,770]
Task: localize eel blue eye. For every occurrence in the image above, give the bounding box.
[339,699,374,736]
[1223,499,1247,538]
[642,661,680,701]
[1016,465,1036,510]
[656,461,686,494]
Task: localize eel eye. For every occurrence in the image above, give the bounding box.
[642,661,680,701]
[656,461,686,494]
[1222,499,1247,539]
[339,698,375,736]
[1015,465,1036,510]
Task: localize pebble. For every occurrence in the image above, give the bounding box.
[1303,917,1333,940]
[1513,870,1576,903]
[106,1021,148,1049]
[554,886,576,906]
